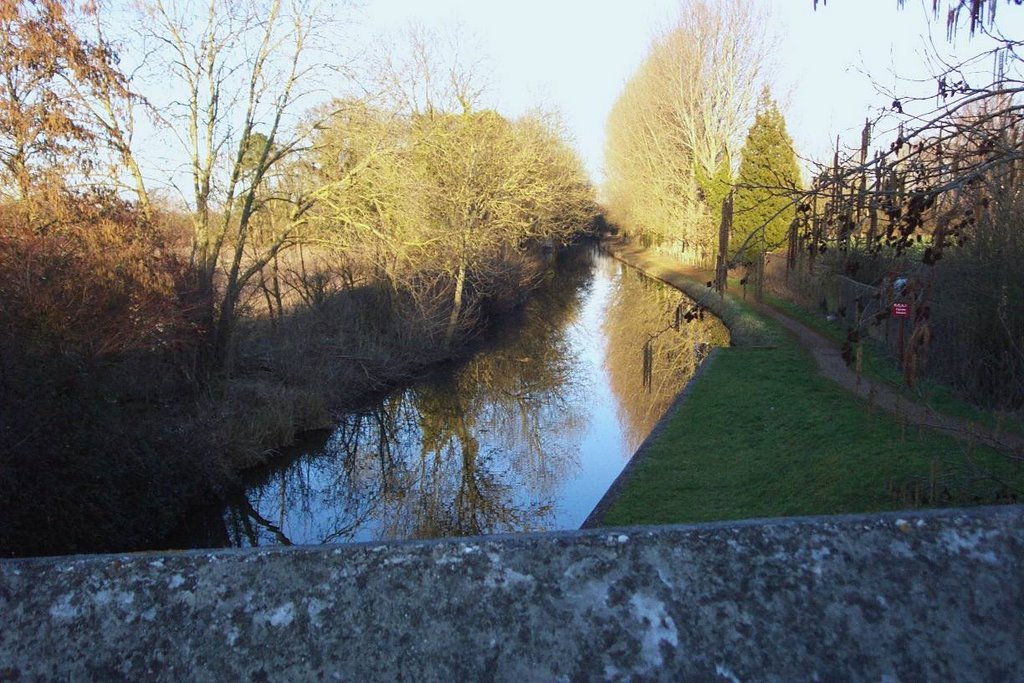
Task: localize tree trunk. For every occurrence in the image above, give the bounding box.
[271,254,284,319]
[445,261,467,347]
[213,286,238,373]
[258,266,277,326]
[754,250,766,303]
[714,191,732,294]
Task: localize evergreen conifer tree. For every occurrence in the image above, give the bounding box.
[731,90,800,260]
[696,151,733,229]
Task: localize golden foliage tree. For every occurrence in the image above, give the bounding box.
[308,30,595,345]
[604,0,773,264]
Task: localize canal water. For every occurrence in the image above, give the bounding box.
[205,245,729,547]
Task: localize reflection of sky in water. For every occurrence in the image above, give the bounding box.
[553,254,629,526]
[220,247,728,548]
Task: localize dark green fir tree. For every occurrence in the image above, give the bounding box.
[731,89,801,260]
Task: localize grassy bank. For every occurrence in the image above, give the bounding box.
[601,300,1022,527]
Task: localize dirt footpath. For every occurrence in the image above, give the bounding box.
[753,301,1024,457]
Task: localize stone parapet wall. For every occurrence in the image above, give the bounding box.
[2,506,1022,681]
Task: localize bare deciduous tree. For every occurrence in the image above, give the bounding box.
[772,0,1024,404]
[140,0,349,370]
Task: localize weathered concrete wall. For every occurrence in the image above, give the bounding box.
[2,505,1022,681]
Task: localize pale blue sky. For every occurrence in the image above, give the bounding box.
[354,0,1023,183]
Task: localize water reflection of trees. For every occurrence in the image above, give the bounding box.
[603,261,730,451]
[223,246,596,546]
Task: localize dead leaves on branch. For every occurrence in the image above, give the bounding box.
[0,193,192,358]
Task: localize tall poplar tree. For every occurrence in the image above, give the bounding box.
[731,90,800,259]
[603,0,772,262]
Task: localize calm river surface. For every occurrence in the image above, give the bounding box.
[197,245,728,547]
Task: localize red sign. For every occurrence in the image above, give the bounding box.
[892,302,910,318]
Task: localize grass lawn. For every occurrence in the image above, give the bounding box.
[602,308,1023,526]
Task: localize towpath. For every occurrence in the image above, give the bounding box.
[607,240,1024,459]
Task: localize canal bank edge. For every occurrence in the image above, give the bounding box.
[2,505,1021,680]
[580,348,721,529]
[602,236,780,348]
[582,238,775,527]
